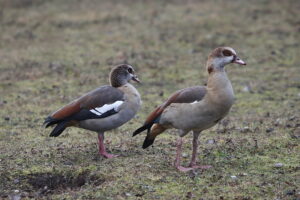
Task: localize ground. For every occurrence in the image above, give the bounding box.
[0,0,299,199]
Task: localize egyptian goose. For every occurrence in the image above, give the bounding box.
[133,47,246,172]
[44,64,141,158]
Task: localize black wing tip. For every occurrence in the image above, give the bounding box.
[49,122,66,137]
[132,126,146,137]
[132,124,152,137]
[142,136,155,149]
[133,115,162,137]
[44,116,64,128]
[43,116,54,128]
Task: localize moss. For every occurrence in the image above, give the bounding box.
[0,0,299,199]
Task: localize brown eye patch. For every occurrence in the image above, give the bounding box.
[222,49,233,57]
[127,67,133,73]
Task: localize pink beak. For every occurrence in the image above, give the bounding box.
[233,56,246,65]
[132,75,141,83]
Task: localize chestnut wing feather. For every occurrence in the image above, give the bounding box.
[132,86,207,137]
[50,85,124,121]
[144,86,207,124]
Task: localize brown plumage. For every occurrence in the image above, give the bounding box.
[47,86,124,129]
[133,86,207,147]
[133,47,246,172]
[44,64,141,158]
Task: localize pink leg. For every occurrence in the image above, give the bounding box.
[174,137,193,172]
[188,131,212,169]
[98,132,118,158]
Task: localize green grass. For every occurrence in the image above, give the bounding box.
[0,0,299,199]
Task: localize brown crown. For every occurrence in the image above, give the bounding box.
[109,64,133,87]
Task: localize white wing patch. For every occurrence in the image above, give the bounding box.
[190,100,199,104]
[90,100,124,116]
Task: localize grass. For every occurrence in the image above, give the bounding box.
[0,0,299,199]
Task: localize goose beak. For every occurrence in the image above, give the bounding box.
[132,75,141,83]
[233,56,246,65]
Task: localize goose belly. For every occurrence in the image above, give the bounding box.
[78,106,137,132]
[160,103,230,131]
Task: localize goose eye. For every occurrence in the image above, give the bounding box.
[222,49,232,57]
[127,68,133,73]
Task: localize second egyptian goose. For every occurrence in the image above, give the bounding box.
[133,47,246,172]
[44,64,141,158]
